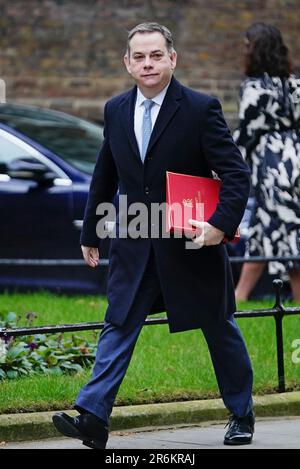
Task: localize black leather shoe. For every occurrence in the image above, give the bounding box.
[52,411,108,449]
[223,411,255,446]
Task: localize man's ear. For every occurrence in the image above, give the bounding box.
[124,55,131,74]
[170,50,177,70]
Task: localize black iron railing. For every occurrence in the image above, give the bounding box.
[0,254,300,266]
[1,278,299,393]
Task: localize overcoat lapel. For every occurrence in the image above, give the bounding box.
[147,77,182,155]
[118,86,141,165]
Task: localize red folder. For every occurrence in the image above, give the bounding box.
[166,171,240,243]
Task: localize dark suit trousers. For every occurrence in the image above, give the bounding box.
[75,250,253,424]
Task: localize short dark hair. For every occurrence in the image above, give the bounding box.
[243,22,293,78]
[126,22,174,55]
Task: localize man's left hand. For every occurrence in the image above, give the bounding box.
[188,219,225,248]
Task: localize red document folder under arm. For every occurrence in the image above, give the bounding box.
[166,171,240,243]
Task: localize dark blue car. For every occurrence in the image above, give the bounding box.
[0,104,109,293]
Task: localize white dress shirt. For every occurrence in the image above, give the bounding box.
[134,83,170,158]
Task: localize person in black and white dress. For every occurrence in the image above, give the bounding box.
[234,22,300,301]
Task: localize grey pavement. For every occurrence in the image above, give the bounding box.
[1,392,300,447]
[2,417,300,449]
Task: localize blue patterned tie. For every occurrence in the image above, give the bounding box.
[141,99,155,162]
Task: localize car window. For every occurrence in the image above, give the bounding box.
[0,105,104,175]
[0,131,43,166]
[0,130,63,178]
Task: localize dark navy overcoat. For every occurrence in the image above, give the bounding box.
[80,77,250,332]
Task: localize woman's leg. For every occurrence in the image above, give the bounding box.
[235,262,266,301]
[289,268,300,302]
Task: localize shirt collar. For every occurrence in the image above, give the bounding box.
[136,82,170,108]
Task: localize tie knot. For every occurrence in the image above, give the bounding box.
[143,99,155,112]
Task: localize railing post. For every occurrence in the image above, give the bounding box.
[0,328,9,342]
[272,279,285,393]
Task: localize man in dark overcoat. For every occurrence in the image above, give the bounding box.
[53,22,255,448]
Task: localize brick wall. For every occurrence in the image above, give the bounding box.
[1,0,300,127]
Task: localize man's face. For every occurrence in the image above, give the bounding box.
[124,32,177,97]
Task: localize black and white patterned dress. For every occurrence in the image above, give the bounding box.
[234,73,300,274]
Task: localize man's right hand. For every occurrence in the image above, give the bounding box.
[81,246,99,268]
